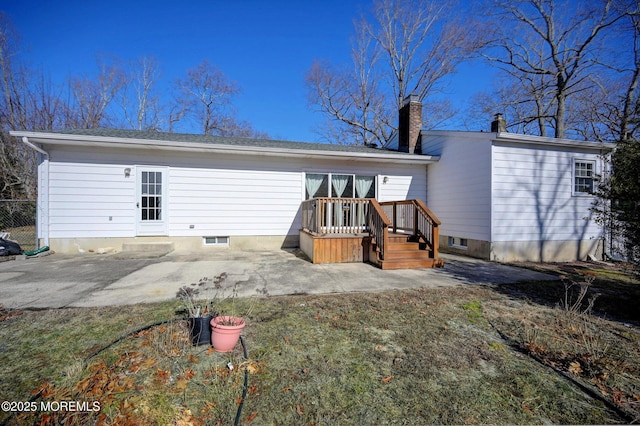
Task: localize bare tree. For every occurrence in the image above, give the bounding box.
[306,24,390,145]
[558,5,638,143]
[120,56,162,131]
[366,0,475,105]
[167,100,187,133]
[0,14,27,130]
[0,13,37,199]
[307,0,479,145]
[618,11,640,141]
[65,56,126,129]
[466,77,554,134]
[484,0,629,139]
[0,15,272,198]
[175,60,258,136]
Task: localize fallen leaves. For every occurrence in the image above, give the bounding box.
[31,382,55,398]
[0,304,23,322]
[154,368,171,384]
[568,361,583,375]
[240,360,264,375]
[175,369,196,391]
[521,401,533,415]
[21,317,259,426]
[245,412,258,423]
[381,375,394,383]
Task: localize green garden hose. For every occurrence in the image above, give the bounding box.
[23,246,49,256]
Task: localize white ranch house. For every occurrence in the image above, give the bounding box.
[11,97,611,266]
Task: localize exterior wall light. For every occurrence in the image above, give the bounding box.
[124,168,131,178]
[383,176,389,184]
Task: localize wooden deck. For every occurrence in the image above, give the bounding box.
[300,198,444,269]
[299,230,369,264]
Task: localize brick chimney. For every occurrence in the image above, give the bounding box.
[491,113,507,132]
[398,94,422,154]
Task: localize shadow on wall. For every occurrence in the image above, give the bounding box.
[282,204,302,249]
[496,150,598,262]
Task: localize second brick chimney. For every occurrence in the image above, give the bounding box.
[491,113,507,132]
[398,94,422,154]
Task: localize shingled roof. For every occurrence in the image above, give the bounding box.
[52,128,404,155]
[12,128,439,164]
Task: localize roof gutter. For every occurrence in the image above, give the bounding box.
[10,131,439,165]
[21,136,49,156]
[492,131,616,150]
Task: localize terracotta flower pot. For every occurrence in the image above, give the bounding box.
[211,316,246,352]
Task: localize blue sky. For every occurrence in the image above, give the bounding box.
[3,0,494,141]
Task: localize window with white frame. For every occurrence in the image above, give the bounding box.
[573,160,595,194]
[203,236,230,247]
[305,173,376,199]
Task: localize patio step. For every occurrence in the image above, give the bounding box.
[383,248,430,260]
[372,232,443,270]
[122,242,175,254]
[387,241,422,250]
[379,257,443,270]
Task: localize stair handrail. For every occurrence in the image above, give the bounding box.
[413,199,441,260]
[368,199,391,260]
[380,199,441,260]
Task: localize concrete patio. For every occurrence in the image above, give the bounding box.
[0,249,556,309]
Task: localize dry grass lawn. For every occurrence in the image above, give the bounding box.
[0,261,638,425]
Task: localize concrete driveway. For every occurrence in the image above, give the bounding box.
[0,249,556,309]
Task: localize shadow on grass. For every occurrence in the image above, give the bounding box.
[490,261,640,325]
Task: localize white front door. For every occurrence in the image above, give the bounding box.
[136,167,168,236]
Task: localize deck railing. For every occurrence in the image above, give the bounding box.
[380,199,441,259]
[368,199,391,259]
[301,197,440,261]
[301,198,372,234]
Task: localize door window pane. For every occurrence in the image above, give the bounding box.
[140,171,163,221]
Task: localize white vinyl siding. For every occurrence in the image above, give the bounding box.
[491,144,601,243]
[169,166,303,236]
[378,173,424,202]
[47,161,136,238]
[423,132,492,241]
[43,144,426,241]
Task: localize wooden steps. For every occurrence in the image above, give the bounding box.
[372,232,444,270]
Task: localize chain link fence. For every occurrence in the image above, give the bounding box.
[0,200,37,252]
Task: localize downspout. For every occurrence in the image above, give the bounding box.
[21,137,49,248]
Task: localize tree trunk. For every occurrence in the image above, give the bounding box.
[554,74,566,139]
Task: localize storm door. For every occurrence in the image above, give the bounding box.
[136,167,168,235]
